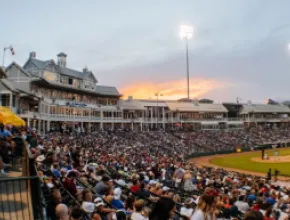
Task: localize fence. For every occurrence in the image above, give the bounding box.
[0,137,44,220]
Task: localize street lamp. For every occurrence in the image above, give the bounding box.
[155,93,163,129]
[180,25,193,100]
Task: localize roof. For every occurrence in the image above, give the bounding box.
[0,66,7,78]
[139,100,168,107]
[57,52,67,57]
[15,82,31,94]
[30,78,121,97]
[1,78,17,92]
[0,79,40,98]
[29,58,52,69]
[240,104,290,114]
[166,102,228,113]
[5,62,31,77]
[27,58,97,81]
[119,99,146,110]
[95,85,121,96]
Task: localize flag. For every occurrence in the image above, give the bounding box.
[10,47,15,55]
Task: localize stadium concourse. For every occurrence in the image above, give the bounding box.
[2,125,290,219]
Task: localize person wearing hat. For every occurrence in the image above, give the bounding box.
[93,197,116,220]
[180,198,194,218]
[81,189,95,214]
[94,175,110,196]
[278,204,289,220]
[111,187,125,209]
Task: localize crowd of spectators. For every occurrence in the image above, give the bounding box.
[1,123,290,219]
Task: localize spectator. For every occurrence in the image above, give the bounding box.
[131,199,148,220]
[55,203,69,220]
[46,187,62,220]
[136,183,150,198]
[149,197,176,220]
[235,195,250,214]
[94,176,110,196]
[81,189,95,214]
[70,207,84,220]
[244,210,263,220]
[62,171,77,197]
[180,198,194,218]
[191,194,215,220]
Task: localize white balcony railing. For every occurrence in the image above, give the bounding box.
[15,111,290,124]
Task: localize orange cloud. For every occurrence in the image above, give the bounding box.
[120,77,227,100]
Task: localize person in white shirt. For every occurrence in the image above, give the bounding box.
[180,198,194,218]
[131,199,148,220]
[235,195,249,214]
[191,194,215,220]
[278,205,289,220]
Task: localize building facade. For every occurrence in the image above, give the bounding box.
[1,52,290,133]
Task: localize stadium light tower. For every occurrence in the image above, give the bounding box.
[180,25,193,100]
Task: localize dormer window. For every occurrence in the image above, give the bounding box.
[43,71,57,81]
[85,81,93,89]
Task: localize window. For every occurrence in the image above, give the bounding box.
[85,81,93,89]
[60,76,68,84]
[12,95,16,107]
[43,71,57,81]
[73,79,80,88]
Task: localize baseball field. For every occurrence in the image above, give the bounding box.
[194,148,290,177]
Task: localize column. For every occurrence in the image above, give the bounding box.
[81,122,84,132]
[38,120,41,133]
[131,122,134,131]
[100,110,103,130]
[88,122,91,133]
[9,93,13,111]
[42,120,46,134]
[33,120,36,129]
[141,123,143,131]
[111,123,114,130]
[27,118,30,128]
[162,107,165,129]
[150,107,153,130]
[47,121,50,132]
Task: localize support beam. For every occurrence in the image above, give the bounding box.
[38,120,41,133]
[42,120,45,135]
[162,107,165,129]
[100,110,103,130]
[47,121,50,132]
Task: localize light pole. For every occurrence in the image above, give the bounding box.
[180,25,193,100]
[2,45,14,67]
[155,93,163,129]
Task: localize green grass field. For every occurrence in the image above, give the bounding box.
[210,148,290,176]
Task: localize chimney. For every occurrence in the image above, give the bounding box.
[83,66,89,73]
[29,51,36,59]
[57,52,67,68]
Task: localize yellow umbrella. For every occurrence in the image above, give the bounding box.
[0,109,26,126]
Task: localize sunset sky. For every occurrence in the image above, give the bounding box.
[2,1,290,103]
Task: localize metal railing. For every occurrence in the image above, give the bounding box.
[0,138,44,220]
